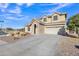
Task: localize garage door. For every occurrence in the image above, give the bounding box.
[44,27,60,34]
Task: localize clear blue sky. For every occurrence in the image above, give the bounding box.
[0,3,79,29]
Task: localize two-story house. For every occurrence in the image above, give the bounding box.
[25,12,67,35]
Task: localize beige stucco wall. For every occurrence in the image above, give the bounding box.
[41,17,52,23]
[41,13,66,24]
[52,13,66,22]
[25,26,28,32]
[47,17,52,23]
[39,24,44,34]
[27,21,44,35]
[30,21,38,34]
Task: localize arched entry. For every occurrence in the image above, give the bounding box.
[34,24,37,34]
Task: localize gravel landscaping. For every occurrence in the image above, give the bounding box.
[56,37,79,56]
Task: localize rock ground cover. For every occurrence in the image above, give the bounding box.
[56,37,79,56]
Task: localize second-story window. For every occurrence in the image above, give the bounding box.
[43,18,47,22]
[53,15,58,20]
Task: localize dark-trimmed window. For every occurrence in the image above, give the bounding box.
[28,27,30,31]
[53,15,58,20]
[43,18,47,22]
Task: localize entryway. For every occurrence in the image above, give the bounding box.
[34,24,37,34]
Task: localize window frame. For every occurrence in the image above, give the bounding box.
[53,15,58,21]
[43,18,47,22]
[28,27,30,31]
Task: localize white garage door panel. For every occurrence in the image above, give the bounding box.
[45,28,60,34]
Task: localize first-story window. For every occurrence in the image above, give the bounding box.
[28,27,30,31]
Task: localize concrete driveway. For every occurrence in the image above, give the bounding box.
[0,34,68,56]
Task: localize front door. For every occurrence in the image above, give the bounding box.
[34,24,37,34]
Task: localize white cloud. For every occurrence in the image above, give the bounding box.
[2,13,29,21]
[0,3,9,8]
[38,3,58,6]
[26,3,34,7]
[0,13,29,21]
[0,3,22,14]
[9,6,21,14]
[6,16,29,20]
[6,16,14,19]
[0,3,9,12]
[44,3,72,13]
[17,3,24,6]
[3,13,24,17]
[1,9,5,12]
[51,4,71,12]
[16,3,34,7]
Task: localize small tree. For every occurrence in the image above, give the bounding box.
[75,17,79,37]
[67,14,79,37]
[67,17,75,32]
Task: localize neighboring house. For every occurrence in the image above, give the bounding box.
[25,12,67,35]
